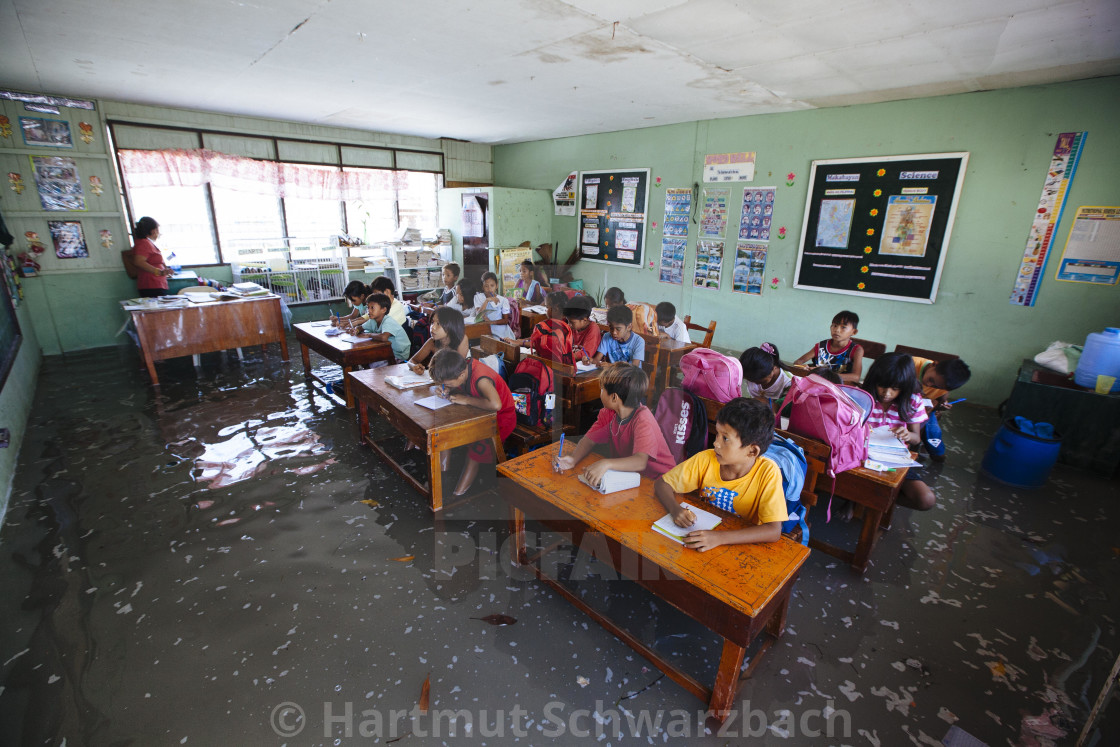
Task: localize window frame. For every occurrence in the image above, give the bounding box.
[109,121,444,266]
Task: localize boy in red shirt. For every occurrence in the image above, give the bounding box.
[564,295,601,364]
[554,363,674,485]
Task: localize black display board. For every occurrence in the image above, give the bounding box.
[577,168,649,268]
[794,153,968,304]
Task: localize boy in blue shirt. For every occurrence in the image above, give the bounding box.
[593,305,645,365]
[359,293,410,362]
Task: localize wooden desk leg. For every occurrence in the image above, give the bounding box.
[709,640,747,718]
[278,335,290,361]
[300,343,312,379]
[852,508,884,573]
[357,399,369,444]
[429,446,444,513]
[510,506,526,566]
[343,366,354,409]
[766,589,793,638]
[492,430,507,463]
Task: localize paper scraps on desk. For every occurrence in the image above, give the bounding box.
[415,395,452,410]
[651,502,722,544]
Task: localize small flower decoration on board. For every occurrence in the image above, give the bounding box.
[857,282,866,290]
[876,168,886,177]
[866,228,875,236]
[770,277,780,290]
[873,189,882,197]
[78,122,94,144]
[786,172,796,187]
[777,226,787,240]
[869,208,878,217]
[860,265,869,274]
[864,246,872,254]
[655,176,662,186]
[88,175,103,195]
[648,260,655,271]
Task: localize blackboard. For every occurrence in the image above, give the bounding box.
[794,153,968,304]
[577,168,649,268]
[0,265,22,392]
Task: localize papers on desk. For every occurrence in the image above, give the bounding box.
[575,361,598,373]
[184,293,213,304]
[519,346,533,356]
[652,502,722,544]
[387,371,433,389]
[865,427,921,468]
[577,469,640,494]
[524,305,548,314]
[415,394,452,410]
[340,334,367,344]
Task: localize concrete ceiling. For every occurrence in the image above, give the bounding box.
[2,0,1118,144]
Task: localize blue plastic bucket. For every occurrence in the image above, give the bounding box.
[981,419,1061,488]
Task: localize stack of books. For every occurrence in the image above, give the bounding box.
[229,282,270,297]
[400,276,422,291]
[345,256,367,271]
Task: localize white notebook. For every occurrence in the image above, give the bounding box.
[386,372,432,389]
[652,502,723,544]
[575,361,598,373]
[577,469,641,494]
[415,394,452,410]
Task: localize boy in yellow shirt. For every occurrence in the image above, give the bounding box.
[655,398,786,551]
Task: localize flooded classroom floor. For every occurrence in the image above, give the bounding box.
[0,339,1118,746]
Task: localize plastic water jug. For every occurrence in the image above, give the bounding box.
[1074,327,1120,393]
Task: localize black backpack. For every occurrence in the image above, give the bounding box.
[508,359,554,427]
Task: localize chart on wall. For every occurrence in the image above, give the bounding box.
[794,153,968,304]
[577,168,649,268]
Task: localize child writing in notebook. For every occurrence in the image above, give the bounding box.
[593,305,645,364]
[514,291,571,353]
[913,356,972,462]
[554,363,675,485]
[564,295,601,364]
[479,271,515,339]
[794,310,864,383]
[370,276,408,326]
[451,277,486,319]
[739,342,794,408]
[429,348,516,496]
[862,353,936,510]
[655,398,787,550]
[333,281,371,329]
[655,302,690,343]
[408,307,470,373]
[356,293,410,363]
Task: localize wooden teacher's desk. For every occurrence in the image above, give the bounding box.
[293,322,394,408]
[497,444,810,719]
[123,295,289,387]
[349,363,506,512]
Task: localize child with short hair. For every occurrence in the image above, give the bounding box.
[420,262,461,305]
[593,305,645,364]
[655,302,690,343]
[793,310,864,383]
[515,291,573,358]
[515,260,545,304]
[429,349,516,496]
[370,276,407,326]
[861,353,936,511]
[564,296,601,364]
[554,363,675,484]
[408,307,470,373]
[451,277,486,318]
[479,271,514,339]
[358,293,410,362]
[602,287,626,307]
[334,281,371,329]
[739,342,794,406]
[913,356,972,462]
[655,398,786,550]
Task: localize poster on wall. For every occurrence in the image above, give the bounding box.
[49,220,89,259]
[663,188,692,237]
[576,168,649,268]
[733,241,769,295]
[20,116,73,148]
[1054,206,1120,285]
[553,171,577,216]
[499,245,533,296]
[1010,132,1087,306]
[739,187,775,241]
[703,152,756,183]
[694,240,724,290]
[30,155,85,211]
[659,237,685,285]
[699,188,729,239]
[793,152,968,304]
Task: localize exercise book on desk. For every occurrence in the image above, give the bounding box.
[386,372,433,389]
[866,427,921,468]
[577,470,641,494]
[415,395,452,410]
[575,361,598,373]
[652,502,723,544]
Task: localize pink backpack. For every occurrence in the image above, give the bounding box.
[776,374,868,477]
[680,349,743,403]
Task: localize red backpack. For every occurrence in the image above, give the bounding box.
[653,388,710,463]
[529,318,574,366]
[680,349,743,403]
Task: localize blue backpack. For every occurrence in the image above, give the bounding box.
[763,434,810,545]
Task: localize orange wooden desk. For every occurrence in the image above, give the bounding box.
[293,322,394,408]
[497,443,809,720]
[349,363,506,512]
[125,295,289,387]
[826,462,907,572]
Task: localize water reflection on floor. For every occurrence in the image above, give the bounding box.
[0,341,1117,745]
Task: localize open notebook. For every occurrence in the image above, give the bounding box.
[652,502,723,545]
[386,371,433,389]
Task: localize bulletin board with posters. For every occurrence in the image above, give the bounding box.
[793,153,968,304]
[577,168,649,268]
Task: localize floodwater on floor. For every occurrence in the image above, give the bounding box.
[0,339,1117,745]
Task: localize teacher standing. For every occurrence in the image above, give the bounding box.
[132,216,171,297]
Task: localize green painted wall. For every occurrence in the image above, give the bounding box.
[0,300,42,521]
[493,76,1120,406]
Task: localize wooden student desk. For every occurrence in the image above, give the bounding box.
[123,295,289,387]
[349,363,507,512]
[293,322,394,408]
[497,443,810,720]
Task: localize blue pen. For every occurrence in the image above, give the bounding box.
[558,433,565,459]
[947,398,966,405]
